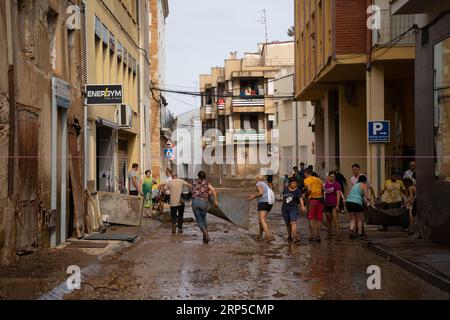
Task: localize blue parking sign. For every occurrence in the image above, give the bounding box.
[368,121,390,143]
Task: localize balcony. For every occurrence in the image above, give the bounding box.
[373,9,415,46]
[233,130,266,143]
[217,99,226,110]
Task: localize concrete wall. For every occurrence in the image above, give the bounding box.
[339,83,368,181]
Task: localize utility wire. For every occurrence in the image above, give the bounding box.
[151,87,294,99]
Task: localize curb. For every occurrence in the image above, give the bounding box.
[367,242,450,294]
[37,236,139,300]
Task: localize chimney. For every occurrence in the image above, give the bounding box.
[229,51,237,59]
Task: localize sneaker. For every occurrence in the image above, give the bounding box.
[171,224,176,235]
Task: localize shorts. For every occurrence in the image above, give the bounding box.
[257,202,273,212]
[346,202,364,213]
[308,199,324,221]
[324,205,337,213]
[282,207,299,224]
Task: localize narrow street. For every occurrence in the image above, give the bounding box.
[65,190,448,300]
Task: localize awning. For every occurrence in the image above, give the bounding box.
[96,117,120,130]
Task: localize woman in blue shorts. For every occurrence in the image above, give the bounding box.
[282,177,306,243]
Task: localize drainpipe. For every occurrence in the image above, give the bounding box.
[60,108,68,243]
[51,78,58,247]
[5,0,15,197]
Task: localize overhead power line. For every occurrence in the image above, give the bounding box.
[151,87,294,100]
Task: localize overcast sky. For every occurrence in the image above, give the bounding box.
[165,0,294,116]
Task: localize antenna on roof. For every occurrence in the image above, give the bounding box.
[257,9,269,44]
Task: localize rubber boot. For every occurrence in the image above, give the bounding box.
[201,227,210,244]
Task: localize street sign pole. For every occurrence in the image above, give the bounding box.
[377,143,381,196]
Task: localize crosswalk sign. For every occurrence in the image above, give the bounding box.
[164,147,175,159]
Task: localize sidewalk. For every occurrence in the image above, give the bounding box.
[0,218,161,300]
[364,225,450,293]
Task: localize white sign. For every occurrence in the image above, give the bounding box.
[53,77,71,109]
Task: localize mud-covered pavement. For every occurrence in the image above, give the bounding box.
[63,190,449,300]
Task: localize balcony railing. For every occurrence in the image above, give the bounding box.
[232,97,265,107]
[233,130,266,142]
[373,9,415,46]
[217,99,226,110]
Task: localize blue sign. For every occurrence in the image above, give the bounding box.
[368,121,390,143]
[164,148,175,159]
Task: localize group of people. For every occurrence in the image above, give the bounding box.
[256,161,418,243]
[127,160,417,245]
[128,164,219,244]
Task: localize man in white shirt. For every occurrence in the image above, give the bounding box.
[403,161,416,180]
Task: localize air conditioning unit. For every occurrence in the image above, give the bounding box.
[116,104,133,128]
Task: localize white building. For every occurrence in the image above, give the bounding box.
[175,109,203,179]
[274,68,315,188]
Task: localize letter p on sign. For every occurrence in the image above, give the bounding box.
[373,123,384,135]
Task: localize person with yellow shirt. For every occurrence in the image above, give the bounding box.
[303,168,325,242]
[378,172,409,231]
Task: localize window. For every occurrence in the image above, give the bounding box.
[47,8,58,71]
[123,48,128,66]
[95,16,102,38]
[434,36,450,181]
[101,23,109,46]
[299,101,308,117]
[240,79,264,97]
[109,32,115,53]
[283,102,293,120]
[117,42,123,61]
[240,114,259,132]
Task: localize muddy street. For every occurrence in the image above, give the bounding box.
[63,190,448,300]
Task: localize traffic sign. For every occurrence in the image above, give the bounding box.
[164,148,175,159]
[368,121,390,143]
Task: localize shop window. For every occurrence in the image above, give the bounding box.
[434,36,450,181]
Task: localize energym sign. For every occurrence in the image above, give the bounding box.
[85,84,123,105]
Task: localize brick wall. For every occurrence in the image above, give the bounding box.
[334,0,367,55]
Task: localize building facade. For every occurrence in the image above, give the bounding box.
[83,0,151,194]
[392,0,450,245]
[175,109,203,180]
[0,0,84,264]
[199,42,294,187]
[294,0,416,192]
[274,69,315,190]
[149,0,169,181]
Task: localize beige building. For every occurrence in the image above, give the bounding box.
[274,69,315,188]
[294,0,416,192]
[149,0,170,181]
[83,0,152,193]
[0,0,85,264]
[200,41,294,187]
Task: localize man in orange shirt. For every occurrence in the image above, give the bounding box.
[304,168,324,242]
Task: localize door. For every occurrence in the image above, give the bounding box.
[16,106,40,255]
[118,139,128,194]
